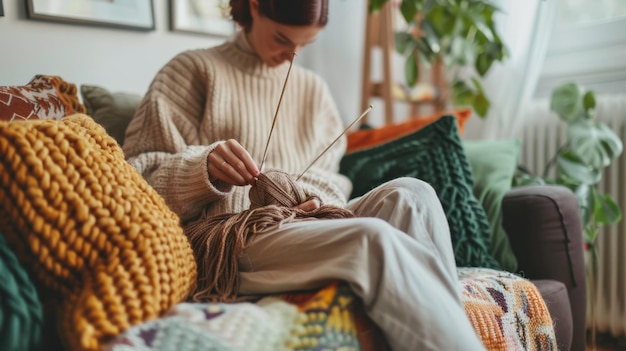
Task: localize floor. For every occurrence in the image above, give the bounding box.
[586,345,626,351]
[586,332,626,351]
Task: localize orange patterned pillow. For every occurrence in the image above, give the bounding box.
[0,75,85,122]
[347,108,472,152]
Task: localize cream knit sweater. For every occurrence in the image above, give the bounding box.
[123,31,352,223]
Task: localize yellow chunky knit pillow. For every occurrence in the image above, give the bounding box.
[0,114,197,351]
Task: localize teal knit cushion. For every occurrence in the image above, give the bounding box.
[0,233,43,351]
[463,139,521,272]
[339,116,500,269]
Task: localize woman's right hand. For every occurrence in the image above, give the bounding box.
[207,139,260,186]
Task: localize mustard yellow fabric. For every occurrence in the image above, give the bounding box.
[0,114,197,351]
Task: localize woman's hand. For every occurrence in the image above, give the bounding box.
[208,139,260,186]
[293,197,321,211]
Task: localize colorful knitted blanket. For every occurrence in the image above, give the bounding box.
[459,268,557,351]
[104,268,557,351]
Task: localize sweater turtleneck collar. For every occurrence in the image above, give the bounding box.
[217,30,291,78]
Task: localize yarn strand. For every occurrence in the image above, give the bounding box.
[186,170,354,302]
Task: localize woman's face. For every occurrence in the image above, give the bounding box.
[247,1,323,67]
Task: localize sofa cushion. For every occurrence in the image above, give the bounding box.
[502,185,587,350]
[463,139,521,272]
[80,84,142,145]
[340,115,500,269]
[0,75,85,122]
[0,233,43,351]
[532,279,573,351]
[0,114,197,351]
[347,108,472,152]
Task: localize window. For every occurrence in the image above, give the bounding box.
[536,0,626,97]
[557,0,626,27]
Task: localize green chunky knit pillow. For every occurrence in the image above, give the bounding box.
[340,115,500,269]
[0,233,43,351]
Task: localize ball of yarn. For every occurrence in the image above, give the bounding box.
[249,170,308,209]
[0,233,43,351]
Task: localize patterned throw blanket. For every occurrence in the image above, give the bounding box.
[105,268,557,351]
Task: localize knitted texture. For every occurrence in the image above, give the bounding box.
[104,282,369,351]
[0,75,85,122]
[104,271,556,351]
[346,108,472,152]
[279,282,385,351]
[0,233,43,351]
[0,114,197,351]
[122,31,352,224]
[186,170,354,302]
[103,299,301,351]
[340,115,500,269]
[459,268,558,351]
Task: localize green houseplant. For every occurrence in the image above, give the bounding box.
[513,82,623,245]
[369,0,508,117]
[512,81,623,348]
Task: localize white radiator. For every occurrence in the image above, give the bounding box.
[519,95,626,339]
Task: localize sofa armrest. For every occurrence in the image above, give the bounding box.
[502,185,586,351]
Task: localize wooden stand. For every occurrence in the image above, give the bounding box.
[361,2,446,125]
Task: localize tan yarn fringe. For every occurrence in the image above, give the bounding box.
[186,170,354,302]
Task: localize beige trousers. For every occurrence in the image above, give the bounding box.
[238,177,486,351]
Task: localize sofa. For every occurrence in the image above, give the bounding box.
[0,76,586,351]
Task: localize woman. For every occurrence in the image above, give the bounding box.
[123,0,486,350]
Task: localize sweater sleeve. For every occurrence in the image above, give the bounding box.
[123,51,232,221]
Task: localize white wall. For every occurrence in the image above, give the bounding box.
[0,0,225,96]
[299,0,369,125]
[0,0,383,126]
[0,0,367,125]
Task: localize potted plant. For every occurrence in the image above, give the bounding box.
[369,0,508,117]
[513,82,623,245]
[512,81,623,348]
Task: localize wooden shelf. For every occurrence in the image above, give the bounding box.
[361,1,446,124]
[369,82,439,104]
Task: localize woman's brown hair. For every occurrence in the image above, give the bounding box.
[230,0,328,30]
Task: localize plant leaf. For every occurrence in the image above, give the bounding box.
[466,11,494,42]
[451,80,474,106]
[427,5,456,38]
[583,90,596,114]
[421,19,442,55]
[470,78,489,116]
[568,120,624,169]
[475,52,492,76]
[593,191,623,226]
[405,54,419,87]
[395,32,416,54]
[472,90,489,117]
[400,0,420,23]
[450,37,474,65]
[550,82,586,122]
[369,0,388,13]
[556,151,601,185]
[574,183,593,227]
[512,170,546,187]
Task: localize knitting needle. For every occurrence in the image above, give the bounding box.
[259,52,297,173]
[296,104,373,181]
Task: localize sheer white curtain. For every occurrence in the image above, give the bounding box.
[463,0,557,140]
